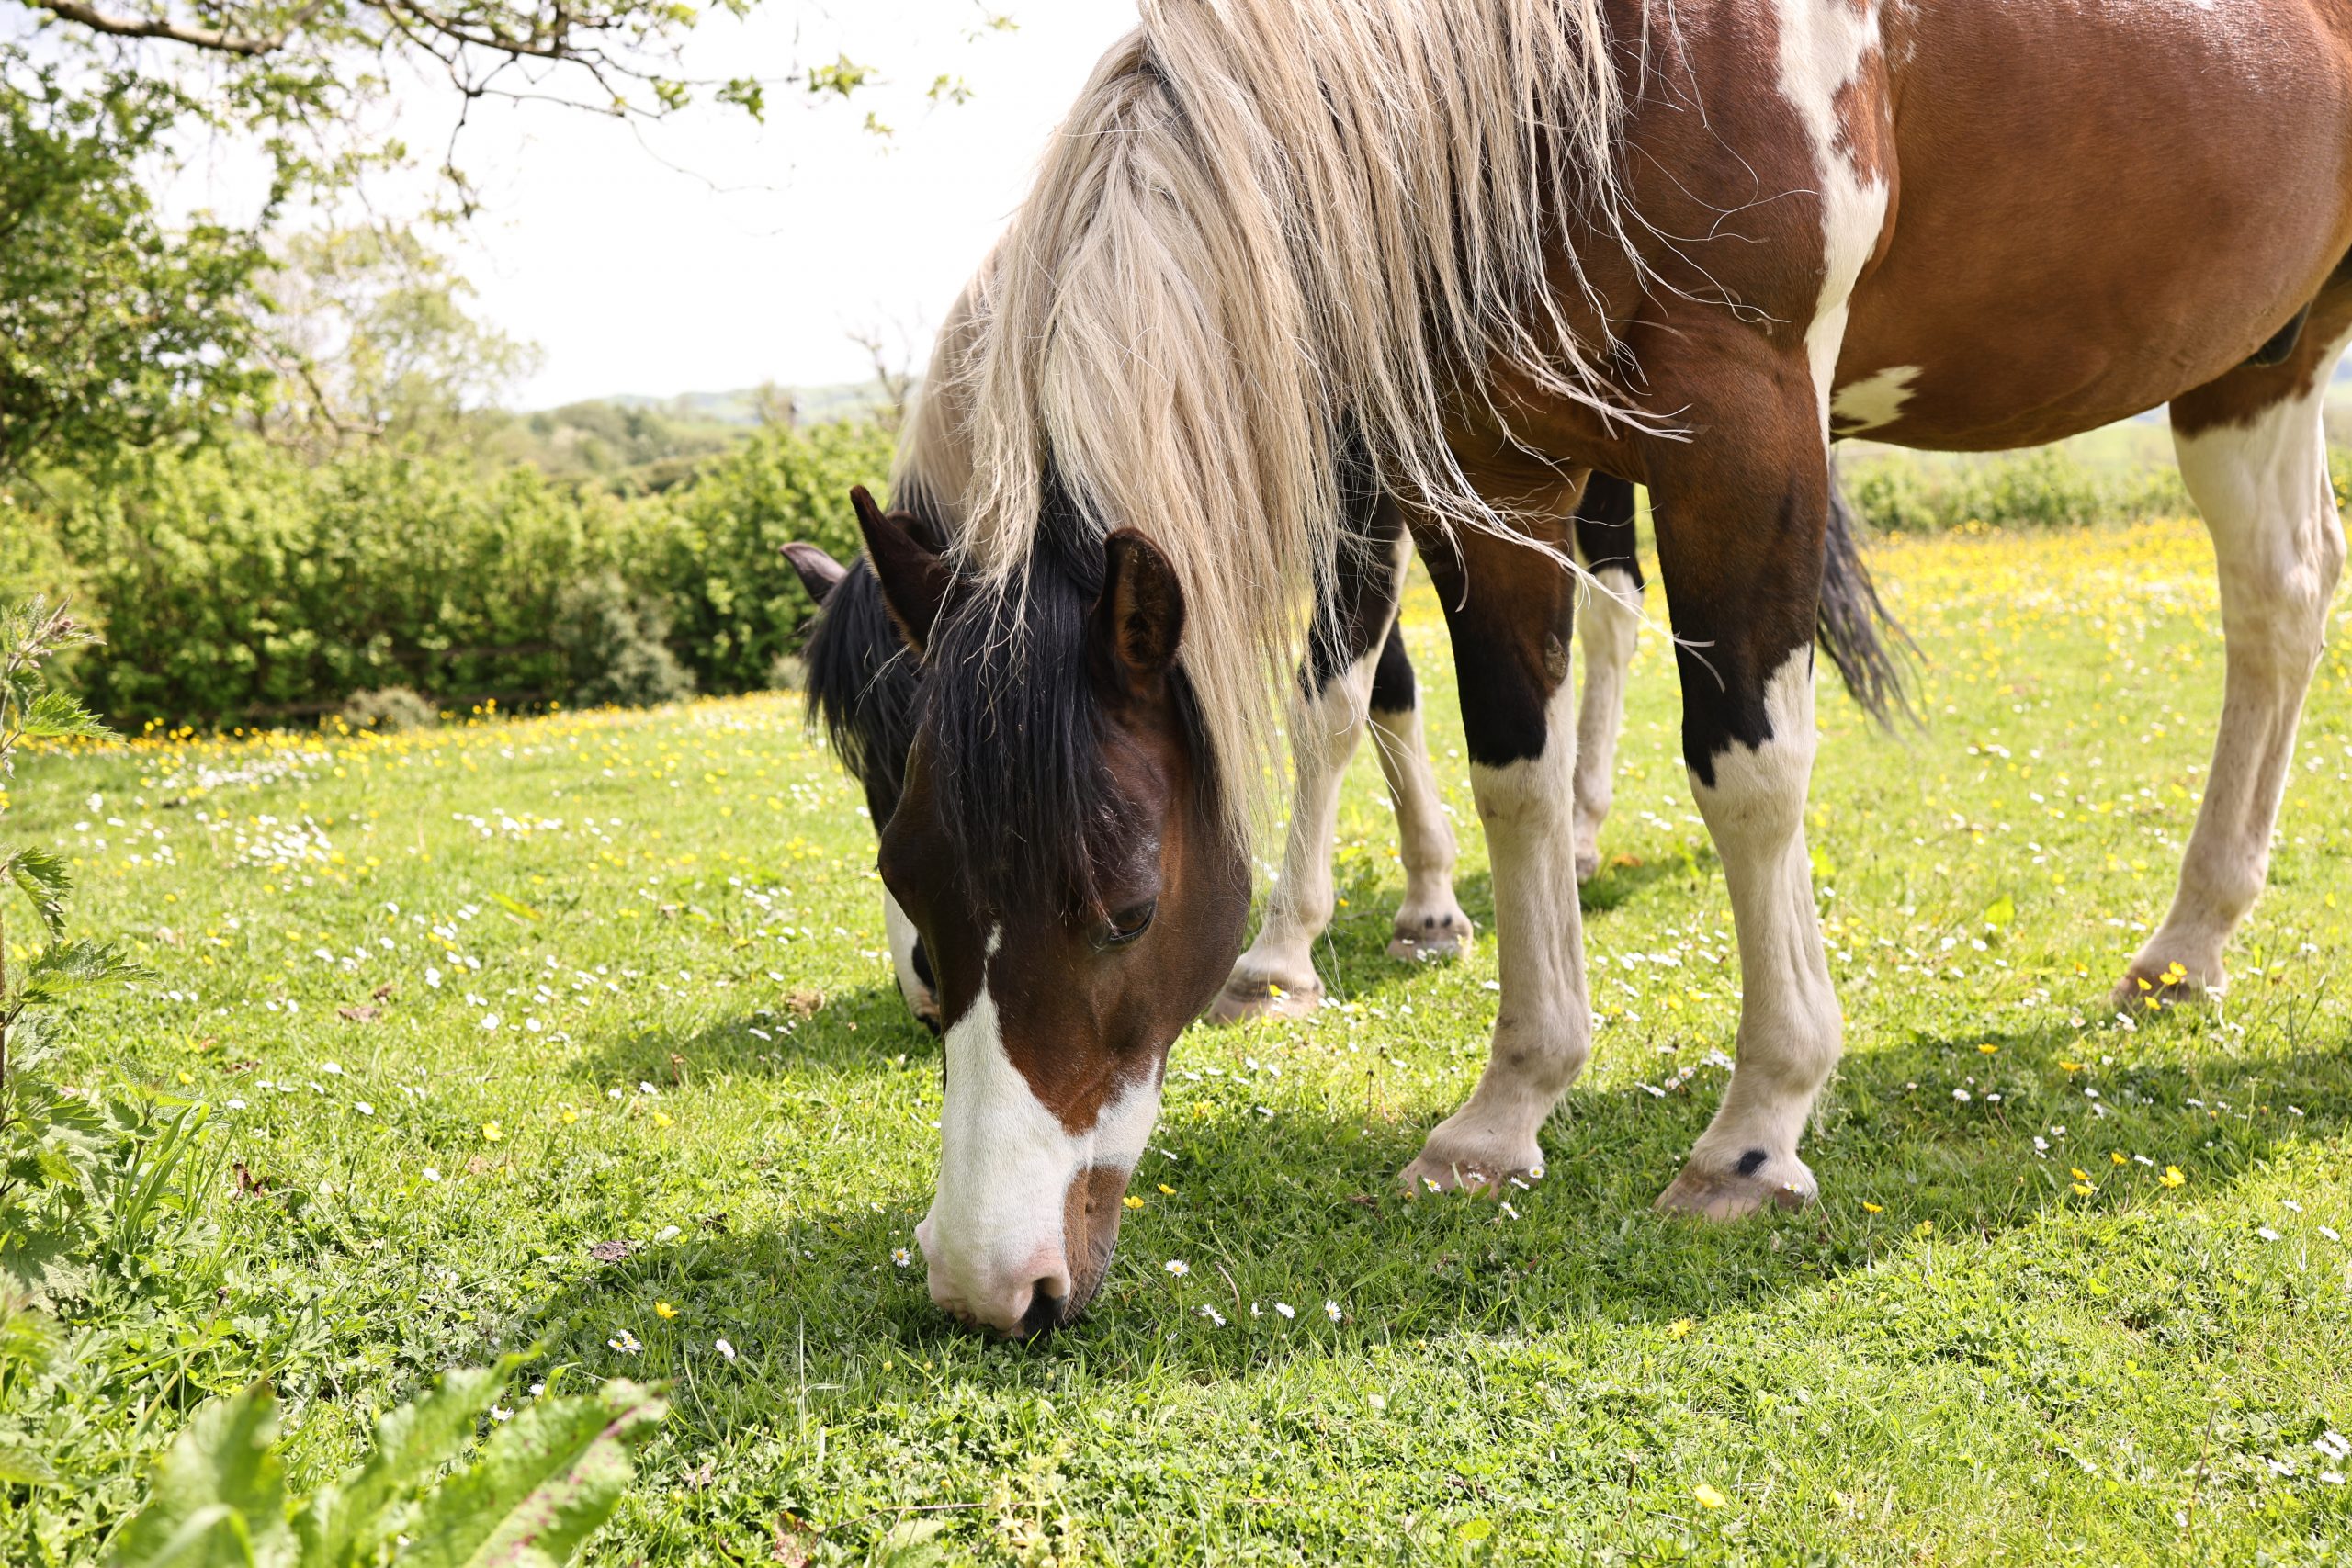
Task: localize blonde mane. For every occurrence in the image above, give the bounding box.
[912,0,1641,847]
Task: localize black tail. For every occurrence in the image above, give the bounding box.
[1817,464,1917,728]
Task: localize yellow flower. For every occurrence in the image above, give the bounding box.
[652,1111,673,1129]
[1976,1043,1998,1055]
[1158,1183,1176,1196]
[2110,1152,2128,1166]
[1668,1318,1693,1339]
[2070,1168,2092,1182]
[1693,1483,1728,1509]
[560,1109,579,1124]
[1861,1201,1883,1213]
[481,1121,503,1143]
[654,1302,678,1320]
[2160,1166,2186,1188]
[1123,1194,1145,1210]
[2058,1061,2083,1072]
[2073,1182,2095,1196]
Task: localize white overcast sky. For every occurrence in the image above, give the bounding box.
[392,0,1138,406]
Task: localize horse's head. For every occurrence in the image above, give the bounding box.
[786,535,941,1032]
[854,485,1250,1337]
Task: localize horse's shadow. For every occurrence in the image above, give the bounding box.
[508,1007,2346,1436]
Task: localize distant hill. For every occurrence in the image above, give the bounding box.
[592,381,893,426]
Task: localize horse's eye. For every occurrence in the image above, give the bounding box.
[1097,899,1158,949]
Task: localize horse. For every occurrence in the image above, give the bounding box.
[853,0,2352,1337]
[787,471,1657,1032]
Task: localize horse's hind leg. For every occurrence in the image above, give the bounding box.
[1365,615,1476,962]
[2120,293,2352,1007]
[1211,499,1424,1022]
[1571,474,1645,883]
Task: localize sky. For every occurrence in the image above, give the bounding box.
[402,0,1140,407]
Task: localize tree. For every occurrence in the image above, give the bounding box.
[0,61,273,481]
[261,224,542,451]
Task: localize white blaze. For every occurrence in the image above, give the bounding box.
[918,928,1162,1332]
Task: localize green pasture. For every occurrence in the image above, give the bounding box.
[8,517,2350,1564]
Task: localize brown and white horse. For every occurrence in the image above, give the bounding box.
[854,0,2352,1336]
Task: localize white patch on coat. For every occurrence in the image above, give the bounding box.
[1775,0,1891,429]
[881,889,935,1021]
[1829,364,1923,434]
[1684,652,1841,1179]
[2132,329,2352,989]
[917,927,1162,1334]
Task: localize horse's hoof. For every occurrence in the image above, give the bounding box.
[1386,906,1474,964]
[1207,976,1323,1025]
[2108,960,2214,1014]
[1398,1139,1542,1198]
[1654,1153,1815,1221]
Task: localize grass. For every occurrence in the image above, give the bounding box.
[8,516,2352,1564]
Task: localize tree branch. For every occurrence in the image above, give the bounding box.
[24,0,318,57]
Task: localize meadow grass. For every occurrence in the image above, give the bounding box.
[9,517,2352,1564]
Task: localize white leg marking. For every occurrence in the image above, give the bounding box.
[1829,364,1922,434]
[1367,660,1472,963]
[882,888,939,1028]
[917,929,1161,1335]
[1214,643,1382,1020]
[1403,675,1589,1192]
[1663,653,1840,1216]
[2129,343,2352,1000]
[1572,562,1642,882]
[1775,0,1890,430]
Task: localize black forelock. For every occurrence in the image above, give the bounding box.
[922,472,1215,919]
[798,494,947,823]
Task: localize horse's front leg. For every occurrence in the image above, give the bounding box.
[1643,337,1843,1220]
[1400,500,1591,1193]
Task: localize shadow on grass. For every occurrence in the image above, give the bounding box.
[561,981,941,1089]
[507,1015,2346,1423]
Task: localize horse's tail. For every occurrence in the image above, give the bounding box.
[1816,464,1917,728]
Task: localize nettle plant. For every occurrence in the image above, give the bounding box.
[0,597,149,1304]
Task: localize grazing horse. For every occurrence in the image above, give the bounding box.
[788,470,1655,1032]
[855,0,2352,1337]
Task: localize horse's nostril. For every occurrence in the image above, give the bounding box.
[1019,1282,1069,1338]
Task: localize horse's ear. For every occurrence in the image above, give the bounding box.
[854,486,953,655]
[782,542,849,606]
[1091,528,1186,696]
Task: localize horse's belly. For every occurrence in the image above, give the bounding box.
[1829,0,2352,452]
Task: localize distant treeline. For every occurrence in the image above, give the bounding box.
[0,419,888,726]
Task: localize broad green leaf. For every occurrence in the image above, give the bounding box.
[0,1441,58,1486]
[110,1384,296,1568]
[296,1363,514,1568]
[21,939,147,1003]
[3,847,73,937]
[401,1380,666,1568]
[20,688,114,741]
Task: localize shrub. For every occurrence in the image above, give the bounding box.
[555,572,696,708]
[639,419,894,693]
[339,684,439,731]
[1845,446,2193,535]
